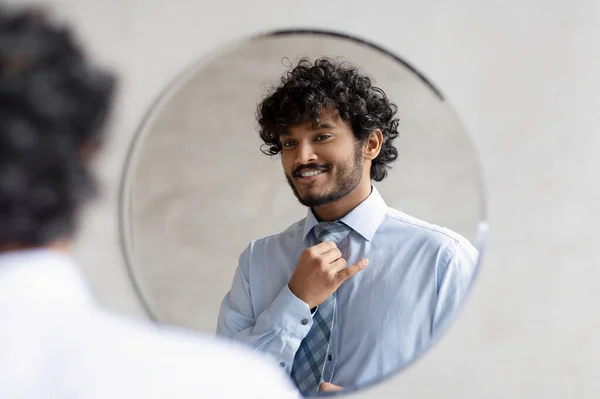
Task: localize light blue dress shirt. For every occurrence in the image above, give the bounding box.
[217,186,479,390]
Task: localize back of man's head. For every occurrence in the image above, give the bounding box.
[0,6,115,248]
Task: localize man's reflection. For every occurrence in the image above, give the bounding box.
[217,58,478,396]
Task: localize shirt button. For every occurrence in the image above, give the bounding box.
[328,354,333,361]
[279,362,286,368]
[301,318,309,325]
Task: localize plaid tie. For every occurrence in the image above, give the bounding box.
[291,221,352,396]
[313,222,352,245]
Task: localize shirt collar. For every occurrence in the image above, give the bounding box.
[302,185,388,243]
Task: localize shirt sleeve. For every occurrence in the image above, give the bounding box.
[431,237,480,340]
[216,244,314,374]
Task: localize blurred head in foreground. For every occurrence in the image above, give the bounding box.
[0,5,115,252]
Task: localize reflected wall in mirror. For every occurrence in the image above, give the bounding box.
[120,31,487,396]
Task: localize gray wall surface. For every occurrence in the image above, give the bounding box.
[10,0,600,398]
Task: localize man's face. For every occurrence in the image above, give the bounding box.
[280,109,366,208]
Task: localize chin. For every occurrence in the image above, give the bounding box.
[299,187,326,200]
[298,192,334,208]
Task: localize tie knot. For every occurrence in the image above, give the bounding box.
[313,221,352,244]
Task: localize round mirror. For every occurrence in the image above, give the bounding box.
[120,30,487,396]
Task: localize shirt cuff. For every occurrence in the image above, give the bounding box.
[267,284,314,338]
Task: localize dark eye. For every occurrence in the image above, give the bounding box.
[315,134,331,141]
[282,140,297,148]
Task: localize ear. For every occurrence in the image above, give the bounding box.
[363,129,383,160]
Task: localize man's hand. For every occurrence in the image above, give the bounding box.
[319,382,344,392]
[288,241,368,309]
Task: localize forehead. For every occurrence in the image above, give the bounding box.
[285,109,350,137]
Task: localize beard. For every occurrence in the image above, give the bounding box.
[285,147,364,208]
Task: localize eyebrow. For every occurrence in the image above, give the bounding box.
[279,121,337,137]
[312,121,337,130]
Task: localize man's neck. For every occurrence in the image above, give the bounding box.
[312,181,372,221]
[0,240,71,255]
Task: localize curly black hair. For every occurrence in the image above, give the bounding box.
[257,57,400,182]
[0,6,115,246]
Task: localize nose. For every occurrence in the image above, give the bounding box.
[294,141,317,166]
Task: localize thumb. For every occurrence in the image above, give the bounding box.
[335,258,368,283]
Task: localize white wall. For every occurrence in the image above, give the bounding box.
[11,0,600,398]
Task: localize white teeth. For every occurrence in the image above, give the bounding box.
[300,170,324,178]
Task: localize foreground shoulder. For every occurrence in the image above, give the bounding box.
[98,309,300,398]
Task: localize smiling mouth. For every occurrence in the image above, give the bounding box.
[298,169,326,178]
[293,164,330,179]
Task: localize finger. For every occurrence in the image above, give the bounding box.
[321,247,343,264]
[328,257,347,274]
[335,258,368,283]
[319,382,344,392]
[312,241,337,254]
